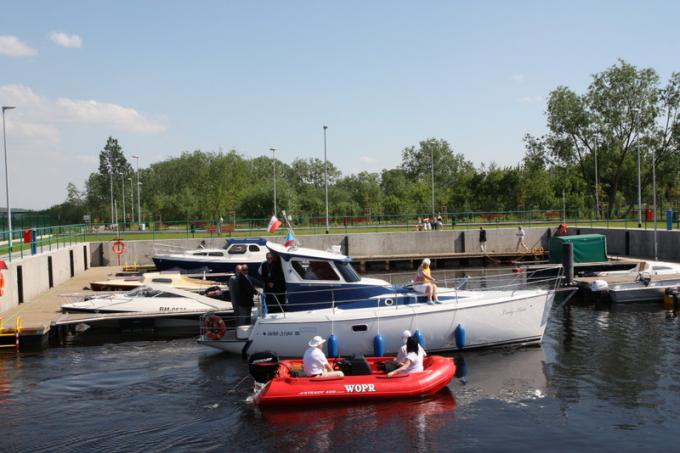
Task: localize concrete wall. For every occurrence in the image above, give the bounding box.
[574,227,680,260]
[92,227,554,266]
[0,243,90,314]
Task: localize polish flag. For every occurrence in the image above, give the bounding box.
[284,230,295,247]
[267,216,282,233]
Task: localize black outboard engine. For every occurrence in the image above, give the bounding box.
[248,351,280,383]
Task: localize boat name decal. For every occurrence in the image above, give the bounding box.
[344,384,376,393]
[159,307,187,312]
[261,331,300,336]
[501,306,528,315]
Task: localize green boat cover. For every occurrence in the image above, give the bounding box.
[549,234,607,263]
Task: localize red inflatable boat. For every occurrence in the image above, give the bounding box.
[249,355,456,407]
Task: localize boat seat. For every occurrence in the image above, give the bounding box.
[349,354,372,376]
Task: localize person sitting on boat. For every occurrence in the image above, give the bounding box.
[414,258,440,304]
[387,335,425,377]
[303,336,344,378]
[396,330,427,363]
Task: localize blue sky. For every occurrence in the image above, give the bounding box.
[1,1,679,209]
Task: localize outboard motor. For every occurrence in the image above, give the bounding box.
[248,351,280,383]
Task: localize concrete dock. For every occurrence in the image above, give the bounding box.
[0,266,121,348]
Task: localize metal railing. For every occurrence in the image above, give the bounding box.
[0,224,87,262]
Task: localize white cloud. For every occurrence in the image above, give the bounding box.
[359,155,378,164]
[49,31,82,49]
[0,84,166,133]
[517,96,543,104]
[0,35,38,57]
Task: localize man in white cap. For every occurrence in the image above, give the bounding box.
[303,336,344,377]
[413,258,440,304]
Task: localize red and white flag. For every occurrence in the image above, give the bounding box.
[267,216,282,233]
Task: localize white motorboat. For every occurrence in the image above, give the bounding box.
[152,238,268,275]
[89,271,227,292]
[198,241,559,357]
[61,284,235,328]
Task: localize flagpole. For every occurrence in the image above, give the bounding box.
[281,210,298,248]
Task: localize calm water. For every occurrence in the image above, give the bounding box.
[3,303,680,451]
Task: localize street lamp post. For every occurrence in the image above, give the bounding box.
[121,174,126,228]
[131,155,141,227]
[431,147,435,219]
[323,125,329,234]
[2,106,15,258]
[128,177,134,225]
[109,157,114,227]
[269,148,277,216]
[637,144,642,228]
[594,148,599,219]
[652,148,658,260]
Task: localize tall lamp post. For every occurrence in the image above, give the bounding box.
[128,177,134,225]
[323,125,329,234]
[431,147,435,219]
[270,148,277,216]
[121,174,126,228]
[633,107,643,228]
[108,157,114,227]
[131,155,141,227]
[2,106,15,257]
[594,148,599,219]
[652,148,658,260]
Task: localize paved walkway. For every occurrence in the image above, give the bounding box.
[0,266,121,336]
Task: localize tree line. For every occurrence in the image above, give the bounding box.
[43,60,680,225]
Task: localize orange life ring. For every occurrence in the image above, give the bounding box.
[204,315,226,340]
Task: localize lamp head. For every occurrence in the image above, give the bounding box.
[2,106,16,112]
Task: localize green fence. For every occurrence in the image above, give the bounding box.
[0,224,87,262]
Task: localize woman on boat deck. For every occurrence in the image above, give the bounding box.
[387,336,425,377]
[414,258,440,304]
[303,336,344,378]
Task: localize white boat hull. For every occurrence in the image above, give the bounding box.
[198,289,554,357]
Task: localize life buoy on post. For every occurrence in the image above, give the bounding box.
[112,240,126,255]
[204,315,226,340]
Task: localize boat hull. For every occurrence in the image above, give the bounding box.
[199,289,554,357]
[256,355,455,407]
[609,279,680,303]
[153,256,261,275]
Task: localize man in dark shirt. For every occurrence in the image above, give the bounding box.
[236,264,256,325]
[259,253,287,312]
[479,226,487,253]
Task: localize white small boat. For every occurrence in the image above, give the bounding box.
[90,271,227,292]
[198,241,559,357]
[152,238,268,275]
[608,276,680,303]
[61,284,234,328]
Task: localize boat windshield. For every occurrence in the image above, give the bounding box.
[336,262,361,282]
[127,287,178,298]
[291,260,340,281]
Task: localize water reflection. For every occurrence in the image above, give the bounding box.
[452,347,548,406]
[259,390,456,452]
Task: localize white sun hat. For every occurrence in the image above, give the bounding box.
[401,330,412,343]
[308,336,326,347]
[422,258,431,266]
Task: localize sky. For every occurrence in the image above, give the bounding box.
[1,1,680,210]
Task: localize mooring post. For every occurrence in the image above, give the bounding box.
[562,242,574,286]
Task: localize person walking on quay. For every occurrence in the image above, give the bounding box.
[479,226,487,253]
[516,226,529,252]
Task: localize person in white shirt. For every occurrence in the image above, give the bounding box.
[516,226,529,252]
[388,336,425,376]
[396,330,427,363]
[303,336,344,377]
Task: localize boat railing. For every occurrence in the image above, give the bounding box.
[257,272,563,312]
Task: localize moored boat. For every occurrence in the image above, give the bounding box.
[152,238,268,275]
[248,353,455,406]
[198,241,560,357]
